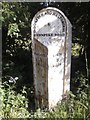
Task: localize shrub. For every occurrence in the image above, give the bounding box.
[54,90,90,118]
[0,78,90,119]
[0,82,30,118]
[29,88,90,119]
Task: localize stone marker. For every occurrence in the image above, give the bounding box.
[31,7,72,109]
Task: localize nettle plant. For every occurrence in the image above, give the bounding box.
[0,79,90,119]
[0,82,30,118]
[30,90,90,119]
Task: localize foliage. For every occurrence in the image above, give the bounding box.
[0,82,30,118]
[0,81,90,119]
[30,88,90,119]
[2,2,89,87]
[29,74,90,119]
[2,3,35,109]
[54,89,90,118]
[1,2,89,119]
[72,43,83,57]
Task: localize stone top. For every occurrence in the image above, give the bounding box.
[31,7,72,47]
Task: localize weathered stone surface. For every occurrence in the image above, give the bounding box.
[31,7,72,109]
[32,39,48,109]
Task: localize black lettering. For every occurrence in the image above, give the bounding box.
[45,12,47,15]
[35,18,38,23]
[34,33,65,37]
[51,33,53,36]
[58,15,61,19]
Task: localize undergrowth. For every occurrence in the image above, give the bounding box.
[0,79,90,119]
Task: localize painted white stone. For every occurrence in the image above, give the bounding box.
[31,7,72,109]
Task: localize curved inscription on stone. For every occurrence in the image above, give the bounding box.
[31,7,72,109]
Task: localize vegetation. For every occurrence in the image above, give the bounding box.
[0,81,90,118]
[31,87,90,119]
[0,2,89,119]
[0,82,30,118]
